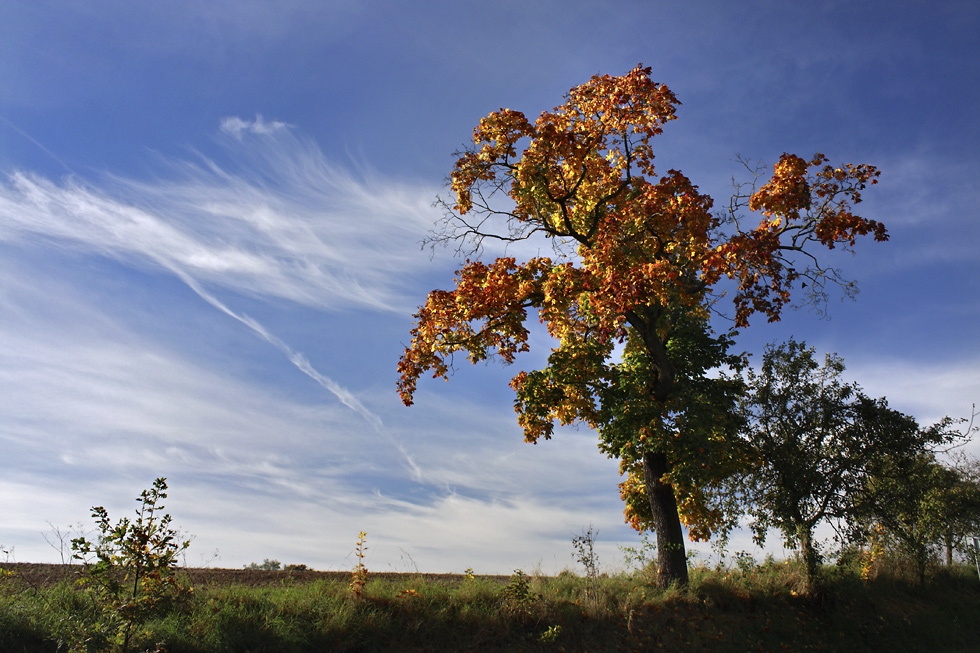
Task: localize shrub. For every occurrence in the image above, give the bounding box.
[71,477,191,652]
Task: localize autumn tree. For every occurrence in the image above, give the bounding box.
[397,65,886,587]
[734,340,943,590]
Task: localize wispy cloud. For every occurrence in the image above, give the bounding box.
[168,267,425,481]
[0,121,441,313]
[0,116,453,437]
[0,122,447,552]
[170,266,384,432]
[0,267,636,571]
[0,120,444,457]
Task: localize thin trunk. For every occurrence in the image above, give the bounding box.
[798,524,818,591]
[910,540,927,586]
[643,450,689,588]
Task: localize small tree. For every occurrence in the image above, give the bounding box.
[572,525,601,614]
[735,340,943,590]
[71,478,191,651]
[853,454,940,584]
[349,531,369,599]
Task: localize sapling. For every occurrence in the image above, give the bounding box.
[572,525,601,614]
[71,477,191,652]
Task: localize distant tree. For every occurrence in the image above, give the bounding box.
[244,559,282,571]
[851,453,942,584]
[850,449,980,583]
[928,457,980,565]
[734,340,940,589]
[397,65,887,587]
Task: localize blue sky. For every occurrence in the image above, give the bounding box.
[1,1,978,573]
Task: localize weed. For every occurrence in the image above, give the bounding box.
[538,623,561,642]
[349,531,369,599]
[620,532,656,573]
[733,550,757,575]
[397,548,422,576]
[198,548,221,568]
[42,521,88,565]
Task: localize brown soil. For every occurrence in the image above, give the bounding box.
[0,562,509,590]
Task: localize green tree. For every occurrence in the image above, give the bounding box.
[852,452,980,582]
[853,453,944,584]
[398,65,886,587]
[735,340,937,589]
[928,458,980,565]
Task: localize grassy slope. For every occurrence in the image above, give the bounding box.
[2,562,979,652]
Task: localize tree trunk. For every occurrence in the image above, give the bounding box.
[915,549,927,586]
[643,450,689,588]
[798,524,818,591]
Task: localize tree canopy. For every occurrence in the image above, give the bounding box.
[398,65,887,586]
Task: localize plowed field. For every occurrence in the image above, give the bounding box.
[1,562,504,589]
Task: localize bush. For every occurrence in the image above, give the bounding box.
[70,477,191,652]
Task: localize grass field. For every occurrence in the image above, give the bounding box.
[2,557,980,652]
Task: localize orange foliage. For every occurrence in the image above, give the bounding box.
[398,65,887,539]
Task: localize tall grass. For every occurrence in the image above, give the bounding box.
[2,560,979,652]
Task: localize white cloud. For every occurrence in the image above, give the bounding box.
[0,120,530,490]
[868,151,980,228]
[0,123,443,313]
[220,114,290,138]
[0,248,641,573]
[847,356,980,442]
[0,322,640,572]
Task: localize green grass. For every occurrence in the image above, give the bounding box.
[2,562,979,652]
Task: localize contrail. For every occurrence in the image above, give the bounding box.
[179,272,422,483]
[167,266,425,482]
[0,115,76,175]
[170,267,383,430]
